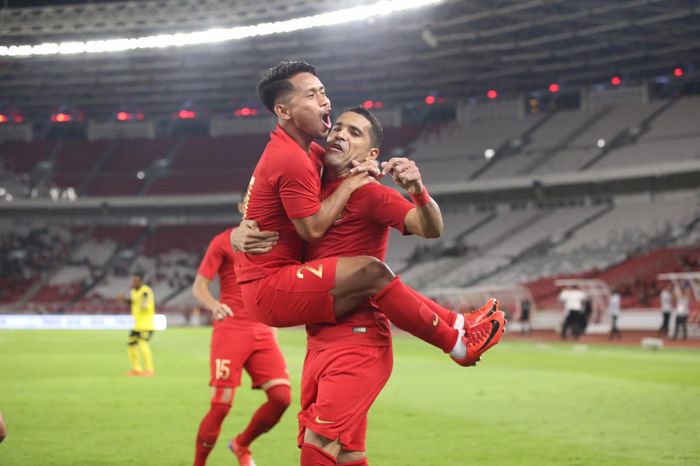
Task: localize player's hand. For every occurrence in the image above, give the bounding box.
[116,293,126,303]
[381,157,423,194]
[211,302,233,321]
[348,157,382,179]
[341,171,378,192]
[230,220,278,255]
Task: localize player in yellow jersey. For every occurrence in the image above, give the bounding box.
[118,273,156,377]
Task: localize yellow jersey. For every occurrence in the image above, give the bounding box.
[130,284,155,331]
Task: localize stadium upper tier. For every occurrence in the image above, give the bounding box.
[1,96,699,200]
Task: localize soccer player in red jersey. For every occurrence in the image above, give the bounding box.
[297,107,475,466]
[232,61,504,373]
[192,202,291,466]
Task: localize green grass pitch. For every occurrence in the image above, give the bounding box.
[1,328,699,465]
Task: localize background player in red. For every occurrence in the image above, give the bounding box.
[192,199,291,466]
[296,107,504,466]
[232,61,504,370]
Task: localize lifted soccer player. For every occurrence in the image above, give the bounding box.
[118,273,156,377]
[297,107,503,465]
[192,199,291,466]
[231,61,504,374]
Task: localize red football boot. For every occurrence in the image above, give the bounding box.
[462,298,499,328]
[452,311,506,367]
[229,438,256,466]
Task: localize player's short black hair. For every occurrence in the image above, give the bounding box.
[257,61,317,113]
[343,106,383,149]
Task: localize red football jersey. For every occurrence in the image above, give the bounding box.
[304,179,415,349]
[198,228,266,329]
[235,125,325,283]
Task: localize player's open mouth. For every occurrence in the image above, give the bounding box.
[322,111,332,129]
[327,141,344,153]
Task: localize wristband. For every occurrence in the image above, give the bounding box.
[409,186,430,206]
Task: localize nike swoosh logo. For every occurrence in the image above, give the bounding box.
[314,416,335,425]
[432,313,439,326]
[477,320,501,353]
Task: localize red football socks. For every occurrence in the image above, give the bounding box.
[408,287,458,328]
[372,277,458,353]
[236,384,291,447]
[194,402,231,466]
[300,443,337,466]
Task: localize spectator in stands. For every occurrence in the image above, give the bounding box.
[673,282,691,340]
[658,283,673,337]
[559,284,587,340]
[608,288,622,340]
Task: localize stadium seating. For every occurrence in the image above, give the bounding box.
[88,138,175,196]
[51,139,110,191]
[145,134,263,195]
[0,140,53,176]
[1,95,699,200]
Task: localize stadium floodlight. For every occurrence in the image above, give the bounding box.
[0,0,442,58]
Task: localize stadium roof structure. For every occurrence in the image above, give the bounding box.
[1,0,700,119]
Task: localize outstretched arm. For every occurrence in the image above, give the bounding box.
[382,157,443,239]
[192,274,233,321]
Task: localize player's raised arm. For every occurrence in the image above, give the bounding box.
[291,170,376,242]
[382,157,443,239]
[192,274,233,320]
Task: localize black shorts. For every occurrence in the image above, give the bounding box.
[127,330,153,345]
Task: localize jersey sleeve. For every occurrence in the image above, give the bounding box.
[277,155,321,219]
[361,185,414,234]
[197,233,226,280]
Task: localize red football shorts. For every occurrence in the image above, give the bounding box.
[209,325,289,389]
[297,344,393,452]
[240,257,338,328]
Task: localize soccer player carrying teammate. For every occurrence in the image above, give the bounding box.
[118,273,155,377]
[192,202,291,466]
[231,60,504,372]
[296,107,496,466]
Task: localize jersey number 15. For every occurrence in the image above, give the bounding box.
[215,359,231,380]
